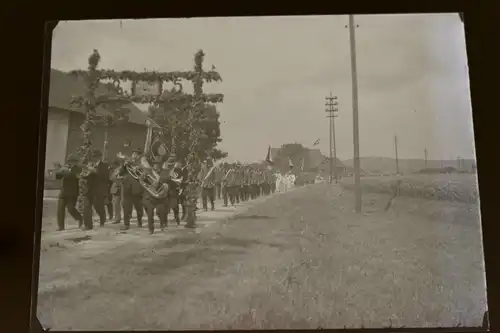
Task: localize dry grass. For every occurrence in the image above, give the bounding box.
[37,183,487,330]
[341,174,479,204]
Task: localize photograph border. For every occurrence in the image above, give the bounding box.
[3,1,498,332]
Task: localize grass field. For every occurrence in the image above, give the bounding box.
[341,174,479,204]
[37,183,487,329]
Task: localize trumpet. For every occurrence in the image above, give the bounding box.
[116,152,169,199]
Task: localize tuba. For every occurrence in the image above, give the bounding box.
[116,152,169,199]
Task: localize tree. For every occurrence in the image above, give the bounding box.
[274,143,310,174]
[151,99,227,162]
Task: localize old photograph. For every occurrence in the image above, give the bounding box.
[37,14,487,330]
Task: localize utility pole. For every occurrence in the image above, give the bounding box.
[347,14,362,213]
[424,148,428,167]
[394,135,399,175]
[325,93,339,183]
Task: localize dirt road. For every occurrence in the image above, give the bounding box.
[36,183,487,330]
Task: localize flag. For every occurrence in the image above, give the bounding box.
[265,145,273,165]
[313,138,320,146]
[288,157,294,169]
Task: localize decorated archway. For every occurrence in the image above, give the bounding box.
[69,49,224,227]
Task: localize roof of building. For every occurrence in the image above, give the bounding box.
[48,68,148,126]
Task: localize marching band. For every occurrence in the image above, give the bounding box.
[52,145,282,234]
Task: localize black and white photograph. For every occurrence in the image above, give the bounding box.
[36,14,487,330]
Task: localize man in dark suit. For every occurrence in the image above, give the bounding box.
[142,156,170,234]
[81,149,109,230]
[54,155,82,231]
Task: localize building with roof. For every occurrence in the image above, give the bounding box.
[45,69,149,175]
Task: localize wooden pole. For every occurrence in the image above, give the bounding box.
[329,101,333,183]
[394,135,399,175]
[348,14,362,213]
[325,93,338,183]
[332,104,338,183]
[325,94,333,183]
[424,148,428,167]
[327,92,339,184]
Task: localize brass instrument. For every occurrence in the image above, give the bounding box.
[144,117,169,161]
[116,152,169,199]
[79,161,98,178]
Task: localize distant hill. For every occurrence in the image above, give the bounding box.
[343,157,476,175]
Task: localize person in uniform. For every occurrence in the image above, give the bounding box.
[120,153,144,230]
[214,163,223,201]
[80,149,108,229]
[250,168,259,200]
[261,168,270,196]
[231,163,241,205]
[130,148,148,217]
[142,156,170,234]
[198,157,216,211]
[238,165,246,202]
[258,168,265,197]
[165,155,182,226]
[220,163,232,207]
[54,155,82,230]
[109,159,124,224]
[243,166,251,201]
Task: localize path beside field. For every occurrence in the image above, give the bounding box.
[37,182,487,330]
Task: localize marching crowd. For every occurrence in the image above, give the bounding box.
[53,147,287,235]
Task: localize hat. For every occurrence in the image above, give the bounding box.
[132,148,142,154]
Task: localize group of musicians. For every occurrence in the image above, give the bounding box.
[54,148,277,235]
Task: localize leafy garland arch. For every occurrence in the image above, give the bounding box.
[69,49,224,227]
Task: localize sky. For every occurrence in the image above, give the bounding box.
[50,14,475,163]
